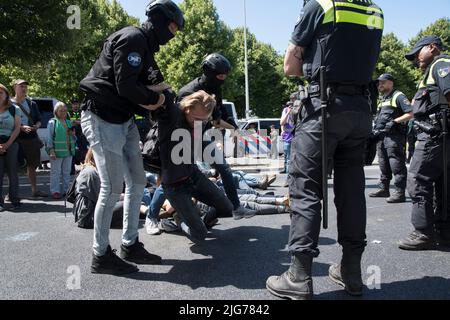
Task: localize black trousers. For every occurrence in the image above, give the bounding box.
[407,132,450,232]
[288,95,371,258]
[377,134,407,190]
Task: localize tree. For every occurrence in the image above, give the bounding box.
[156,0,233,91]
[408,17,450,52]
[0,0,139,102]
[375,33,418,99]
[0,0,75,64]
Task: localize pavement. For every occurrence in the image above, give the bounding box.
[1,165,450,300]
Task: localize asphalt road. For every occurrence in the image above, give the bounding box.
[1,166,449,300]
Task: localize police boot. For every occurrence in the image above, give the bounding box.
[398,229,437,251]
[266,253,313,300]
[386,189,406,203]
[368,183,390,198]
[329,249,363,296]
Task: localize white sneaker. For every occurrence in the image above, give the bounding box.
[145,218,161,235]
[232,204,256,220]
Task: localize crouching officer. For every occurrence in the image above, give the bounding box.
[369,74,413,203]
[79,0,184,275]
[398,36,450,250]
[266,0,383,299]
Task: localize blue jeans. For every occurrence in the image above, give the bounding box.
[284,142,292,173]
[212,162,240,210]
[163,169,233,243]
[50,156,73,194]
[81,111,146,256]
[147,186,166,220]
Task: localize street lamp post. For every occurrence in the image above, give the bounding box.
[244,0,250,119]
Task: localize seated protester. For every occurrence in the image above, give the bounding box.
[73,148,123,229]
[238,194,290,215]
[46,102,76,199]
[154,90,233,243]
[228,171,276,191]
[0,84,22,211]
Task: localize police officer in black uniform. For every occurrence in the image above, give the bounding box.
[369,74,413,203]
[177,54,256,220]
[398,36,450,251]
[79,0,184,275]
[266,0,383,299]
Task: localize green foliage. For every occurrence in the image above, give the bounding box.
[0,0,139,102]
[1,0,447,116]
[375,33,418,99]
[0,0,75,64]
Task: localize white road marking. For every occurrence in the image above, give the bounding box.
[4,232,39,242]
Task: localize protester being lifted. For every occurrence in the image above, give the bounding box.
[153,90,234,243]
[177,53,256,220]
[79,0,184,276]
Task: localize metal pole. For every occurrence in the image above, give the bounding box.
[244,0,250,119]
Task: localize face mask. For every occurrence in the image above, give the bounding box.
[150,14,174,46]
[203,71,225,88]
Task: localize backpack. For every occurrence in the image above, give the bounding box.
[8,105,16,117]
[66,173,78,204]
[142,122,161,174]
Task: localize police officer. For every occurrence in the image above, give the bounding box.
[398,36,450,251]
[266,0,383,299]
[178,53,238,129]
[369,74,413,203]
[79,0,184,275]
[177,54,256,220]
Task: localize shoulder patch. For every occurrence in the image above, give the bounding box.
[127,52,142,67]
[438,66,450,78]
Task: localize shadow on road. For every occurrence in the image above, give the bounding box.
[317,276,450,300]
[125,225,336,290]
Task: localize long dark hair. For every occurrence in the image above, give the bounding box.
[0,84,12,109]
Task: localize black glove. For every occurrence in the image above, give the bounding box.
[384,120,396,133]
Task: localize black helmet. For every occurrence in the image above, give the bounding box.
[146,0,185,30]
[202,53,231,75]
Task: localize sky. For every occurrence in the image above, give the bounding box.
[117,0,450,54]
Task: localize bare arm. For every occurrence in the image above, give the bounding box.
[394,112,414,124]
[280,108,291,126]
[284,43,305,77]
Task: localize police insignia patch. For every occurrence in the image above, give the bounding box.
[438,66,450,78]
[128,52,142,67]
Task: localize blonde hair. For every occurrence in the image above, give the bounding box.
[53,101,67,117]
[83,148,96,168]
[180,90,216,116]
[0,84,12,108]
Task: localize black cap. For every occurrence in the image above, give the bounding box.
[405,35,443,61]
[377,73,394,82]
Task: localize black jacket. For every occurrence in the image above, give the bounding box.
[80,25,164,124]
[177,76,238,129]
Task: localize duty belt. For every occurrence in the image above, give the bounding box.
[307,84,366,97]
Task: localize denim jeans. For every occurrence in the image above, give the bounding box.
[0,142,19,204]
[212,162,240,210]
[81,111,146,256]
[284,142,292,172]
[163,169,233,243]
[50,156,73,194]
[147,186,166,220]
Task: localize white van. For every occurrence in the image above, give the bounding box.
[238,118,284,155]
[32,97,59,163]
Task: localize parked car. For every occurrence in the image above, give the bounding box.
[32,97,59,163]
